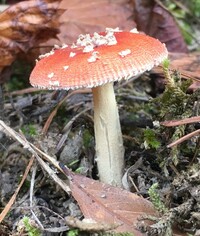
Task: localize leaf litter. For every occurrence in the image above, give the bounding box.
[0,120,156,235]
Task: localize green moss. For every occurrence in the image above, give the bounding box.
[67,229,79,236]
[23,216,41,236]
[21,124,37,137]
[148,183,168,214]
[143,128,161,150]
[83,129,93,149]
[153,62,195,166]
[154,61,192,121]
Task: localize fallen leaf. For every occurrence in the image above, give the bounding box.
[58,0,135,44]
[169,52,200,84]
[151,52,200,91]
[132,0,188,52]
[0,0,62,83]
[28,0,189,67]
[60,163,157,234]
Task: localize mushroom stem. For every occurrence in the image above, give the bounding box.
[92,82,124,187]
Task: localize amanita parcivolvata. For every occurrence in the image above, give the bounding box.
[30,28,168,187]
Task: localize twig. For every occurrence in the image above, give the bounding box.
[29,164,44,229]
[0,155,35,223]
[5,87,42,96]
[161,116,200,127]
[0,120,71,194]
[57,107,91,151]
[167,129,200,148]
[42,89,91,135]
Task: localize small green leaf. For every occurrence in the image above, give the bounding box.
[143,129,161,149]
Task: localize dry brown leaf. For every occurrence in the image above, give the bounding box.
[30,0,188,65]
[155,52,200,79]
[0,0,62,83]
[7,0,136,72]
[132,0,188,53]
[58,0,135,44]
[60,164,157,234]
[169,53,200,88]
[152,52,200,90]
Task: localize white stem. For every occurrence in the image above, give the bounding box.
[92,83,124,187]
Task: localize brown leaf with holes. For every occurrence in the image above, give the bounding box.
[60,164,156,234]
[132,0,188,53]
[0,0,62,83]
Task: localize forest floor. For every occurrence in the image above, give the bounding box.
[0,62,200,236]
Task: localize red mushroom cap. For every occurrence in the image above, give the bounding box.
[30,29,168,89]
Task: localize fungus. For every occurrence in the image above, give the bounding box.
[29,29,168,187]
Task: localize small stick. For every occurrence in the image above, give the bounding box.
[161,116,200,127]
[167,129,200,148]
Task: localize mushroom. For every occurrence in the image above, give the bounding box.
[29,28,168,187]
